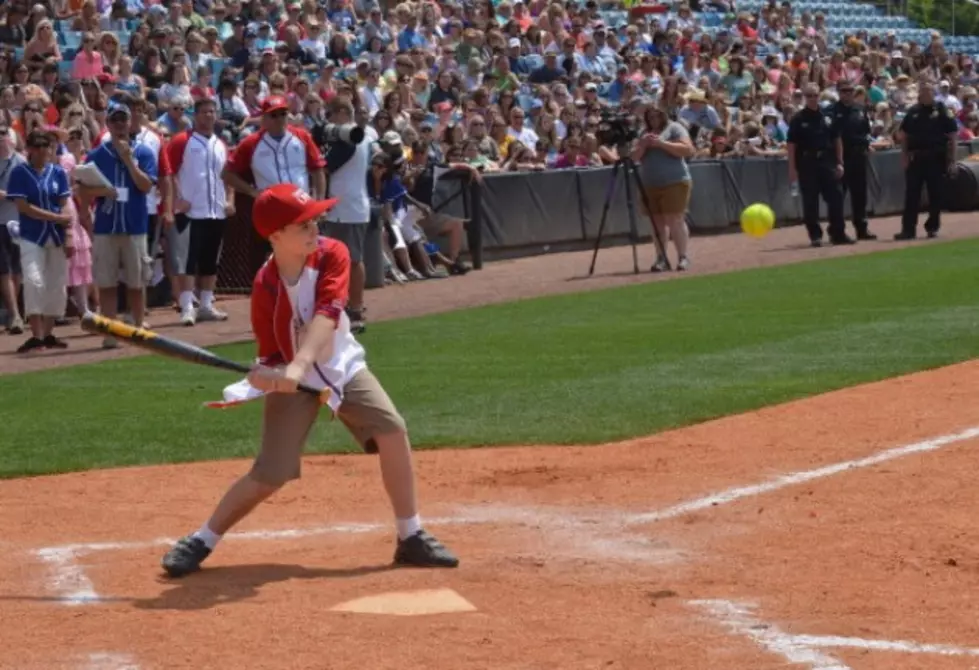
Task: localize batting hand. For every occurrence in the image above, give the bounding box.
[247,365,299,394]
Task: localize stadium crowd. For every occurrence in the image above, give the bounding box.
[0,0,976,348]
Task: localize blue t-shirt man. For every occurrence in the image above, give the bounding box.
[85,108,159,237]
[6,158,71,247]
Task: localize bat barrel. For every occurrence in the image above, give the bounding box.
[79,314,332,405]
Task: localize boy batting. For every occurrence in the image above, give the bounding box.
[161,184,458,577]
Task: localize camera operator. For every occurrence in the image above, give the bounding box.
[214,77,249,146]
[318,96,377,335]
[630,106,696,273]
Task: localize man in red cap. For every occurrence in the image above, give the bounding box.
[221,95,325,201]
[161,184,459,578]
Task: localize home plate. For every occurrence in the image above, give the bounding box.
[330,588,477,616]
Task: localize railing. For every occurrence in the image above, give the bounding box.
[215,145,979,292]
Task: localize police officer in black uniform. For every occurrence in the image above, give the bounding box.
[831,82,876,240]
[787,83,853,247]
[896,79,958,240]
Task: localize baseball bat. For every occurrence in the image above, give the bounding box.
[80,313,331,403]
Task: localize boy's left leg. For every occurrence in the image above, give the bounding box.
[338,368,459,568]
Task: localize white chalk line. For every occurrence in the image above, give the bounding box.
[85,652,141,670]
[692,599,979,669]
[29,425,979,609]
[692,599,850,669]
[627,425,979,524]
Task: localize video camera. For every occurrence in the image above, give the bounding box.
[310,122,366,150]
[595,110,639,149]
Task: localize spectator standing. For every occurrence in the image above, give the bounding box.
[6,128,73,353]
[632,106,696,273]
[82,102,158,349]
[320,96,377,334]
[164,98,233,326]
[65,125,99,317]
[99,95,168,256]
[58,134,95,318]
[0,120,26,335]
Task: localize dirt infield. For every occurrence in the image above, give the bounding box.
[3,212,978,376]
[4,215,979,669]
[2,362,979,669]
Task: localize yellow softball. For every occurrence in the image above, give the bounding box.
[740,203,776,238]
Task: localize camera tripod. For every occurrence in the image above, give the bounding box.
[587,151,667,276]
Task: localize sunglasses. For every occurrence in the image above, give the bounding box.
[267,111,288,118]
[28,141,52,149]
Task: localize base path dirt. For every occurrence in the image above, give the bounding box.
[3,213,978,375]
[3,361,979,669]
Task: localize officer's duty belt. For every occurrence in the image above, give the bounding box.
[798,150,834,159]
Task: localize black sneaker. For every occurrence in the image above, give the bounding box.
[16,337,45,354]
[830,235,856,246]
[894,232,917,241]
[449,260,471,276]
[926,230,939,239]
[856,231,877,241]
[393,530,459,568]
[810,239,823,248]
[161,535,212,578]
[42,335,68,349]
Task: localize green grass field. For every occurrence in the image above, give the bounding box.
[3,238,979,479]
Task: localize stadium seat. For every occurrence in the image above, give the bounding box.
[211,57,229,88]
[61,31,82,49]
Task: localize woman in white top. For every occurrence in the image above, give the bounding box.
[157,64,192,108]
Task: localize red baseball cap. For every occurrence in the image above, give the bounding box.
[262,95,289,114]
[252,184,338,239]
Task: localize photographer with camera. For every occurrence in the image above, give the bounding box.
[214,78,249,146]
[316,96,377,335]
[630,106,696,273]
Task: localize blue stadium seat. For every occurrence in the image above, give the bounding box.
[61,31,81,49]
[210,57,228,88]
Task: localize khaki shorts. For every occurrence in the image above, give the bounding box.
[93,234,152,289]
[643,181,692,217]
[250,368,407,486]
